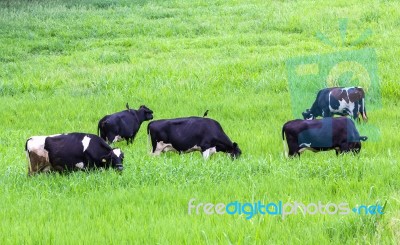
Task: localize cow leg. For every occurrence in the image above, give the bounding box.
[286,137,299,157]
[52,165,65,173]
[150,135,157,154]
[322,109,332,118]
[288,148,300,157]
[202,147,217,160]
[151,141,175,156]
[353,101,360,122]
[151,142,163,156]
[339,143,349,154]
[106,133,116,144]
[27,151,51,175]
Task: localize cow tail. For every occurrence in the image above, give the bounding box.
[25,138,30,151]
[25,138,32,174]
[97,121,101,136]
[147,124,152,154]
[282,126,288,158]
[361,98,367,122]
[147,132,151,154]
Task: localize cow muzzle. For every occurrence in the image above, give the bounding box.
[114,164,124,171]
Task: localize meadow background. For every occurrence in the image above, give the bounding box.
[0,0,399,243]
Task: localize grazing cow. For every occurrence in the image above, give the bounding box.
[282,117,368,157]
[26,133,124,174]
[98,103,153,144]
[302,87,367,122]
[147,117,241,159]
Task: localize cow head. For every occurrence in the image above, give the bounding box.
[230,142,242,159]
[302,109,314,120]
[343,142,362,154]
[341,137,367,154]
[103,148,124,171]
[139,105,154,121]
[112,148,124,171]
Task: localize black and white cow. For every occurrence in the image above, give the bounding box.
[282,117,368,157]
[147,117,241,159]
[302,87,367,122]
[98,103,153,144]
[25,133,124,174]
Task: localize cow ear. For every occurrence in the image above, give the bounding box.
[126,103,130,110]
[233,142,238,148]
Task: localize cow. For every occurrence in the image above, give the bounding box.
[282,117,368,157]
[25,133,124,174]
[302,87,368,122]
[98,103,153,144]
[147,117,241,159]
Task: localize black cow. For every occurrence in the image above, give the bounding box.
[98,103,153,144]
[302,87,367,122]
[26,133,124,174]
[147,117,241,159]
[282,117,368,157]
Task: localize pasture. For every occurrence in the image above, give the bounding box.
[0,0,399,243]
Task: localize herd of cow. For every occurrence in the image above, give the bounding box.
[25,86,369,175]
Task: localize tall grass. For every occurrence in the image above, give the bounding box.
[0,0,399,243]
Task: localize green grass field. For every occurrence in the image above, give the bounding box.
[1,0,399,243]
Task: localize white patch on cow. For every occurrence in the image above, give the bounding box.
[112,135,123,143]
[151,141,177,156]
[329,98,355,115]
[49,134,62,137]
[299,142,312,148]
[298,142,318,153]
[26,136,49,159]
[329,90,356,116]
[298,147,318,153]
[184,145,201,153]
[113,148,121,157]
[202,147,217,159]
[81,136,91,152]
[75,162,84,169]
